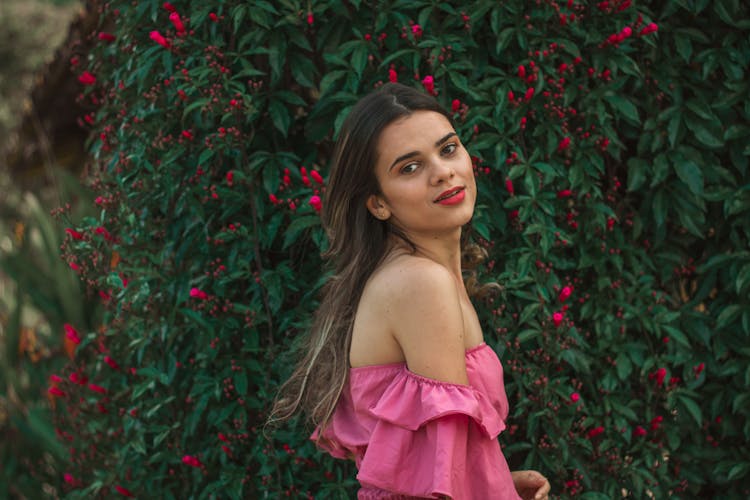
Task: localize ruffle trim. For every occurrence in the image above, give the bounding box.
[367,367,506,439]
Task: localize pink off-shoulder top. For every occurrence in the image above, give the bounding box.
[311,343,522,500]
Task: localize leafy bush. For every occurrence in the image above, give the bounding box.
[52,0,749,497]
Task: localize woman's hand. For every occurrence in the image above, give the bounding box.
[511,470,550,500]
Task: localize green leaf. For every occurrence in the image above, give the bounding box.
[268,99,291,137]
[605,94,639,123]
[678,395,702,426]
[282,215,321,249]
[672,158,704,196]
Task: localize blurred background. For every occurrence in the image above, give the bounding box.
[1,0,94,497]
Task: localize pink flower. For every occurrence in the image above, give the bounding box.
[309,195,322,213]
[269,193,279,204]
[182,455,202,467]
[162,2,176,12]
[78,71,96,86]
[226,170,234,186]
[95,226,112,241]
[98,32,116,43]
[524,87,534,101]
[570,392,580,403]
[552,311,564,327]
[310,170,324,184]
[507,90,515,102]
[451,99,461,113]
[149,30,171,49]
[190,287,208,300]
[558,136,571,151]
[64,473,75,484]
[181,130,193,140]
[411,24,423,38]
[388,68,398,83]
[306,12,314,26]
[48,387,65,397]
[633,426,647,437]
[64,324,81,345]
[115,485,134,497]
[558,286,572,302]
[88,383,107,394]
[104,355,120,370]
[621,26,632,38]
[587,426,604,439]
[170,12,186,33]
[557,189,572,198]
[505,179,514,196]
[50,374,63,383]
[421,75,435,95]
[69,262,80,272]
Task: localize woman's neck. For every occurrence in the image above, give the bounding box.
[385,229,463,282]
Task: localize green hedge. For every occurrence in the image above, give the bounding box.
[52,0,749,497]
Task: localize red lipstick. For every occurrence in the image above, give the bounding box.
[434,186,466,205]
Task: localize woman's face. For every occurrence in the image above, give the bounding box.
[367,110,476,239]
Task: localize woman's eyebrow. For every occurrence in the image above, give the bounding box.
[388,132,458,171]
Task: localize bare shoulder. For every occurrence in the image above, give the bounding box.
[367,255,469,384]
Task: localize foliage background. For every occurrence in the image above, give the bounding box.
[11,0,750,498]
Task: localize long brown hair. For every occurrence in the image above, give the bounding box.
[267,83,493,436]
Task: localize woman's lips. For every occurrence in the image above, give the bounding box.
[435,187,466,205]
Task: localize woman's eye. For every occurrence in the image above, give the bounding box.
[442,143,457,155]
[400,163,419,174]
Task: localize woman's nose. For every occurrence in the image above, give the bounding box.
[430,160,455,184]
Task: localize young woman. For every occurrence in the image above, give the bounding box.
[270,83,550,500]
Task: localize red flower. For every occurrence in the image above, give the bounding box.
[48,387,66,397]
[509,209,519,220]
[640,23,658,36]
[651,367,667,386]
[310,170,324,184]
[558,137,571,152]
[421,75,435,95]
[209,12,218,22]
[552,311,564,327]
[64,473,75,484]
[587,426,604,439]
[226,170,234,186]
[69,262,80,272]
[306,12,314,26]
[115,485,134,497]
[190,287,208,300]
[507,90,515,102]
[505,178,514,196]
[149,30,171,49]
[65,228,84,240]
[88,383,107,394]
[633,426,647,437]
[170,12,186,33]
[98,32,116,43]
[388,68,398,83]
[518,65,526,78]
[64,324,81,345]
[181,130,193,140]
[451,99,460,113]
[182,455,202,467]
[269,193,279,204]
[50,374,63,384]
[309,195,322,213]
[559,286,573,302]
[162,2,176,12]
[104,355,120,370]
[570,392,580,403]
[78,71,96,86]
[524,87,534,101]
[693,362,705,377]
[411,24,423,38]
[650,415,663,431]
[69,372,88,385]
[557,189,572,198]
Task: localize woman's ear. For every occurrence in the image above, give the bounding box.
[366,194,390,220]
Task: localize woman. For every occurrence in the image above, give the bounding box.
[270,83,550,499]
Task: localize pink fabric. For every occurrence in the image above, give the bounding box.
[311,343,521,500]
